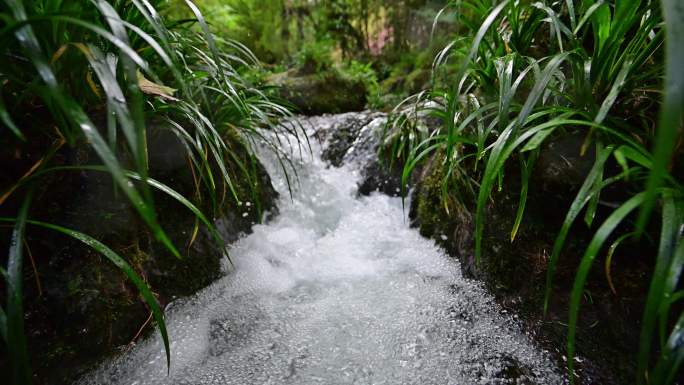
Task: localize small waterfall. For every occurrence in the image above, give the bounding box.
[78,113,565,385]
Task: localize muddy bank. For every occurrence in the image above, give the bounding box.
[0,124,278,384]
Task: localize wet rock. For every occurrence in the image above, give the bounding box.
[315,111,410,197]
[320,113,376,166]
[357,161,404,197]
[269,69,367,115]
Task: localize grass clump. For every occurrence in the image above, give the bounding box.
[383,0,683,383]
[0,1,302,383]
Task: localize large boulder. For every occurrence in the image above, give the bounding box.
[269,70,367,115]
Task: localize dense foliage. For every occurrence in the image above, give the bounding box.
[383,0,683,383]
[1,0,682,384]
[0,1,302,383]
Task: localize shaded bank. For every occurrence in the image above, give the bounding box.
[76,113,565,385]
[0,127,278,384]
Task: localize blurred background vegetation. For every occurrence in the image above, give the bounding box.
[166,0,459,109]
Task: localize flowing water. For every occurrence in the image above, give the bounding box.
[79,113,566,385]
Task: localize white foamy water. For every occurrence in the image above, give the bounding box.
[78,113,565,385]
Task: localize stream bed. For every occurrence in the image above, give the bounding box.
[78,113,566,385]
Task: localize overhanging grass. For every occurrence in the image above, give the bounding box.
[383,1,683,383]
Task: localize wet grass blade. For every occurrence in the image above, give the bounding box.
[511,151,537,242]
[5,192,33,385]
[637,190,681,384]
[0,89,23,140]
[544,145,614,313]
[651,236,684,384]
[3,1,179,258]
[583,142,603,227]
[515,52,571,128]
[0,218,172,374]
[573,1,606,36]
[594,57,634,124]
[0,286,6,342]
[604,232,637,295]
[22,165,224,248]
[567,192,646,383]
[636,0,684,233]
[95,0,149,179]
[60,97,180,258]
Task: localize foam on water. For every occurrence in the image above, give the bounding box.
[78,113,566,385]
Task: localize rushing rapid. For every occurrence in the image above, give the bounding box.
[78,113,565,385]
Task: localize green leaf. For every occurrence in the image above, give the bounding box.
[573,1,606,35]
[0,217,172,373]
[520,128,553,152]
[636,0,684,233]
[594,57,634,124]
[544,145,615,313]
[5,192,33,385]
[511,151,537,242]
[3,1,179,258]
[0,88,23,140]
[475,116,600,264]
[584,141,604,227]
[516,52,571,128]
[95,0,149,175]
[567,192,646,382]
[637,191,682,384]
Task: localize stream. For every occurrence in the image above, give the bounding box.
[78,113,566,385]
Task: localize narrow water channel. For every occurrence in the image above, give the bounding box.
[78,113,566,385]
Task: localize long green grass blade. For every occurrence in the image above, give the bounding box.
[637,190,681,384]
[5,192,33,385]
[544,145,614,313]
[61,97,180,258]
[95,0,149,180]
[0,292,6,342]
[0,217,172,373]
[3,1,179,258]
[567,192,646,383]
[511,151,537,242]
[658,199,684,345]
[583,141,604,227]
[516,52,571,128]
[0,89,23,140]
[573,1,606,36]
[652,258,684,385]
[594,57,633,124]
[636,0,684,233]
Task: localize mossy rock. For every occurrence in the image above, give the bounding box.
[269,69,367,115]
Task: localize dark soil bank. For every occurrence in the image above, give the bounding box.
[0,125,278,385]
[321,113,654,385]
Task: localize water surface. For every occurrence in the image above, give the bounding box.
[79,113,565,385]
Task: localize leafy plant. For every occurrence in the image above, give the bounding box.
[0,0,302,383]
[383,0,683,383]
